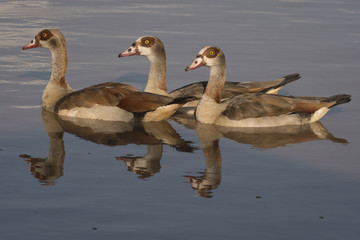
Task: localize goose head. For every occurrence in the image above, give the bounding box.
[185,46,225,71]
[118,36,165,60]
[22,29,66,51]
[118,36,167,95]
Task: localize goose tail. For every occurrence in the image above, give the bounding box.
[327,94,351,108]
[261,73,301,94]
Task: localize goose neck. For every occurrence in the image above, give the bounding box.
[49,47,68,87]
[42,43,72,112]
[144,53,167,95]
[203,65,226,103]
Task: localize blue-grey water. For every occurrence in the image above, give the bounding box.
[1,0,359,239]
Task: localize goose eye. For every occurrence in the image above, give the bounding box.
[39,30,53,41]
[205,48,219,58]
[141,37,154,47]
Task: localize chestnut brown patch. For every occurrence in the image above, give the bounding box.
[140,36,155,48]
[203,47,220,58]
[293,102,332,114]
[117,93,166,112]
[38,29,53,41]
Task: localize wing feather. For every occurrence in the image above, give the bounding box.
[55,82,174,114]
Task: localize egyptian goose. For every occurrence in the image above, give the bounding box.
[118,36,301,101]
[22,29,193,122]
[185,46,351,127]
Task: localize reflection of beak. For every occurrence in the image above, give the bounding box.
[184,175,201,189]
[185,56,204,71]
[19,154,42,165]
[116,156,136,168]
[118,45,139,57]
[22,38,39,50]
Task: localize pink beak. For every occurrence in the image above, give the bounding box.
[185,56,204,71]
[22,38,38,50]
[118,45,139,57]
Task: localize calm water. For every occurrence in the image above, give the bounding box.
[1,0,359,239]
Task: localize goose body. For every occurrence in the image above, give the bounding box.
[185,46,351,127]
[23,29,192,122]
[118,36,301,103]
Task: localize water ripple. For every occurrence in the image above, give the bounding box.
[0,80,47,85]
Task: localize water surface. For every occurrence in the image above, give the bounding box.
[0,0,359,239]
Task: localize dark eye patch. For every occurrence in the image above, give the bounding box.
[203,47,220,58]
[140,37,155,47]
[38,29,53,41]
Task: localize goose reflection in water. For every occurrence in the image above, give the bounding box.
[172,114,348,198]
[20,111,65,185]
[112,120,196,179]
[184,137,222,198]
[59,115,196,179]
[20,111,196,184]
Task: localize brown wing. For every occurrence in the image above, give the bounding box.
[223,94,296,120]
[222,93,349,121]
[224,73,301,94]
[116,92,174,112]
[82,82,140,92]
[170,73,300,99]
[170,81,208,98]
[170,81,253,99]
[55,82,174,113]
[55,83,135,111]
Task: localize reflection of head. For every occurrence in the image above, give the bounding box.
[116,145,163,179]
[20,129,65,185]
[118,156,161,179]
[20,153,64,185]
[184,172,222,198]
